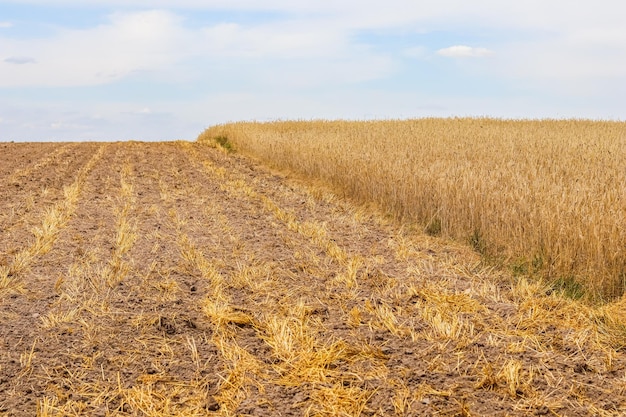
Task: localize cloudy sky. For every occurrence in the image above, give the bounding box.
[1,1,625,141]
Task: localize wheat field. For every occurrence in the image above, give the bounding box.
[199,119,626,301]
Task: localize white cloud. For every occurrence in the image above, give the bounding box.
[4,56,37,64]
[0,10,188,87]
[199,20,347,59]
[0,8,394,89]
[485,26,626,97]
[2,1,622,33]
[0,22,13,29]
[437,45,494,58]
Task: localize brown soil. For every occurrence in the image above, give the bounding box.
[0,142,625,416]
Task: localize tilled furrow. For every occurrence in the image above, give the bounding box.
[0,143,66,182]
[4,143,75,186]
[0,143,109,415]
[0,144,106,297]
[0,143,103,260]
[73,142,219,416]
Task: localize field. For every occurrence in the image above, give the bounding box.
[1,139,626,416]
[199,119,626,301]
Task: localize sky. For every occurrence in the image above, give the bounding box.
[1,1,625,141]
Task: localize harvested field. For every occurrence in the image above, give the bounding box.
[1,141,626,416]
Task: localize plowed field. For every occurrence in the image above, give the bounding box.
[1,142,625,416]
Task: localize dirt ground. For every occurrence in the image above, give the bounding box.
[0,141,625,416]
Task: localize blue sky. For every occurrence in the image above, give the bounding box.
[1,1,625,141]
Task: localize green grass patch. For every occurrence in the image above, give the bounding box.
[214,135,234,152]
